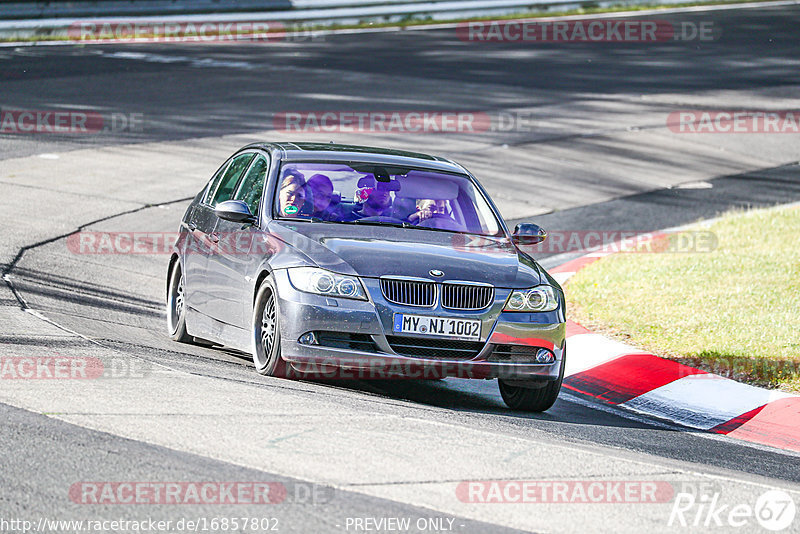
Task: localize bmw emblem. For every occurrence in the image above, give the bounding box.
[429,269,444,277]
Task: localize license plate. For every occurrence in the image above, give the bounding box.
[392,313,481,340]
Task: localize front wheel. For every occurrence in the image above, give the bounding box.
[252,277,289,378]
[498,350,565,412]
[167,261,192,343]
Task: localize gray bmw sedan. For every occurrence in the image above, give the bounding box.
[167,142,566,411]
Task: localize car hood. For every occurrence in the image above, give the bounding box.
[267,221,541,288]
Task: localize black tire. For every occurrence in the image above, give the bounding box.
[252,276,289,378]
[166,261,193,343]
[498,349,565,412]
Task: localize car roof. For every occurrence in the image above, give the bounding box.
[241,142,467,174]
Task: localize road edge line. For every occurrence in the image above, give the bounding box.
[553,203,800,453]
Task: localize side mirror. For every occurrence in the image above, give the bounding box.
[512,223,547,246]
[215,200,256,224]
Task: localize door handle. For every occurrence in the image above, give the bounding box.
[187,222,197,231]
[209,232,220,243]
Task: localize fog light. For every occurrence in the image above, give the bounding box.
[299,332,318,345]
[536,348,555,364]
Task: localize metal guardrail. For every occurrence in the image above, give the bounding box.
[1,1,291,20]
[0,0,711,38]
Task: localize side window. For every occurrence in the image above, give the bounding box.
[202,160,232,205]
[208,153,255,206]
[233,155,270,216]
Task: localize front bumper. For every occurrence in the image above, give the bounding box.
[273,269,566,380]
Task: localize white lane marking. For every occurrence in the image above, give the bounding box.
[672,180,714,189]
[560,391,800,460]
[563,333,632,376]
[622,375,797,430]
[103,51,257,70]
[551,271,575,285]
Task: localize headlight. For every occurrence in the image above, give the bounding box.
[287,267,367,300]
[503,286,559,312]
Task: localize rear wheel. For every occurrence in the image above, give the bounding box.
[252,277,289,377]
[167,261,192,343]
[498,349,565,412]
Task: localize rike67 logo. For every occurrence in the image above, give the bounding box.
[669,484,796,531]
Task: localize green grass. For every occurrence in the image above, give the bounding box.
[567,205,800,392]
[3,0,781,43]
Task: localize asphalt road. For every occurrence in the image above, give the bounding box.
[1,4,800,533]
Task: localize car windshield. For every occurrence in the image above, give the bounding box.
[273,161,503,237]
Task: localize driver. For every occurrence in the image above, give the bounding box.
[409,198,465,231]
[345,180,396,220]
[408,199,450,224]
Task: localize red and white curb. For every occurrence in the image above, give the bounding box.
[553,249,800,454]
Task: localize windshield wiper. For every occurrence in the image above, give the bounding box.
[348,219,409,229]
[402,225,459,235]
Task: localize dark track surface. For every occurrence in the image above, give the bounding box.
[2,5,800,159]
[2,5,799,533]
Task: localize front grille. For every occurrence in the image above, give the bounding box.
[441,283,494,310]
[385,335,484,360]
[315,331,380,353]
[380,278,436,307]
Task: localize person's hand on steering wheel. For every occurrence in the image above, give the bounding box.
[409,206,433,224]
